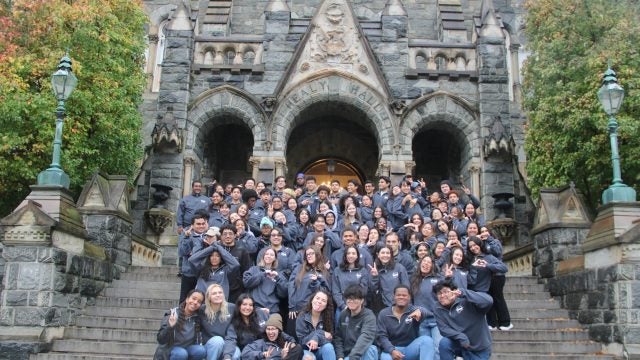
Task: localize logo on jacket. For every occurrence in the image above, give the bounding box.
[455,305,464,314]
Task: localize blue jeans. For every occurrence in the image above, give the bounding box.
[381,335,434,360]
[303,343,337,360]
[345,345,378,360]
[438,337,491,360]
[419,320,442,360]
[205,336,224,360]
[170,344,206,360]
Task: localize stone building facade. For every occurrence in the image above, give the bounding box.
[135,0,530,247]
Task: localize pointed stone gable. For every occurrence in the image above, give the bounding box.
[0,200,56,245]
[532,184,592,233]
[278,0,390,98]
[76,173,131,218]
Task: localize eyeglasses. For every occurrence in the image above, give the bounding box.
[305,252,316,257]
[346,298,362,303]
[437,289,453,297]
[270,234,282,237]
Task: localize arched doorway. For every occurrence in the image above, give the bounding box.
[201,122,254,185]
[286,101,379,185]
[412,124,465,186]
[301,158,365,187]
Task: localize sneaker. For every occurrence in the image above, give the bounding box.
[488,326,497,331]
[499,323,514,331]
[177,272,182,278]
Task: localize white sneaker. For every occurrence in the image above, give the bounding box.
[488,326,497,331]
[499,323,514,331]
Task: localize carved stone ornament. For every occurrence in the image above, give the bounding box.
[144,207,173,235]
[260,97,277,112]
[483,117,513,159]
[280,0,390,98]
[151,123,183,153]
[390,99,407,116]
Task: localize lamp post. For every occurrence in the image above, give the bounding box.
[37,54,78,189]
[597,65,636,204]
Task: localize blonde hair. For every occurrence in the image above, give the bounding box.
[204,283,229,321]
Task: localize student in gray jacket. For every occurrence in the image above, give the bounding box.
[241,314,303,360]
[332,245,370,322]
[376,285,434,360]
[200,284,237,360]
[178,213,209,303]
[155,289,206,360]
[432,279,493,360]
[368,246,409,313]
[334,285,378,360]
[189,242,240,298]
[243,247,288,313]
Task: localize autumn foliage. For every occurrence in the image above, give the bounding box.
[0,0,147,216]
[523,0,640,209]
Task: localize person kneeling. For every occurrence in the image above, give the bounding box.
[334,285,378,360]
[241,314,303,360]
[432,279,493,360]
[376,285,434,360]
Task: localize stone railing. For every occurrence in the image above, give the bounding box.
[406,40,477,80]
[132,234,161,267]
[503,243,534,277]
[193,37,265,74]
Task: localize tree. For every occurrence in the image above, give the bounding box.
[0,0,147,216]
[523,0,640,210]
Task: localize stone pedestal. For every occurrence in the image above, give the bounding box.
[0,189,117,359]
[543,200,640,358]
[76,173,134,269]
[531,185,593,278]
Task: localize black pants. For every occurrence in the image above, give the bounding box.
[487,275,511,327]
[179,275,198,303]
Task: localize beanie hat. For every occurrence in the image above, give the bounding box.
[265,313,283,331]
[260,217,274,228]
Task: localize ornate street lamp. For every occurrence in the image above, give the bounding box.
[37,54,78,189]
[597,65,636,204]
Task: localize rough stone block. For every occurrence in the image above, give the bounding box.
[37,248,67,266]
[5,290,28,306]
[17,263,52,290]
[0,341,45,360]
[3,247,38,262]
[14,308,45,326]
[589,324,613,343]
[577,309,603,324]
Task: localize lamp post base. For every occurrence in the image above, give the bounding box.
[602,183,636,205]
[37,167,70,189]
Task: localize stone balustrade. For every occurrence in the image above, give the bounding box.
[193,37,265,74]
[132,235,161,267]
[503,243,534,277]
[406,40,477,80]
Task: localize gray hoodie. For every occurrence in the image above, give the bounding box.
[433,287,493,352]
[334,307,377,360]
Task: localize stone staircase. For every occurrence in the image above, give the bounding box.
[29,267,616,359]
[30,266,180,360]
[492,276,614,359]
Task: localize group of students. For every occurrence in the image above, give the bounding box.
[157,175,512,360]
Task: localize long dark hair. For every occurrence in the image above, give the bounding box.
[303,289,334,334]
[231,294,262,347]
[410,255,437,296]
[447,245,469,269]
[295,245,328,287]
[176,289,204,339]
[339,245,361,271]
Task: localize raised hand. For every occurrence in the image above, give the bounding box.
[368,262,378,277]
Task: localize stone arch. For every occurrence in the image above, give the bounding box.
[270,73,396,157]
[147,4,177,32]
[400,92,481,179]
[187,86,268,160]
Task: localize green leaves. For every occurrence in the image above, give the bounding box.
[523,0,640,210]
[0,0,147,216]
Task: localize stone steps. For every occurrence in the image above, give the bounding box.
[31,266,615,359]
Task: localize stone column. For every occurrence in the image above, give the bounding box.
[182,156,196,197]
[469,164,481,199]
[274,157,287,178]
